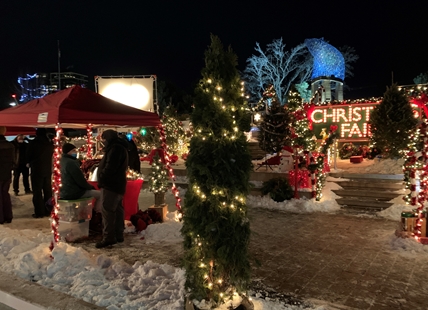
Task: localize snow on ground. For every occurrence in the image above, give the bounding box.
[0,158,420,309]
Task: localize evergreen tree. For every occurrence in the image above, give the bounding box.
[148,151,169,194]
[161,105,189,156]
[287,87,316,151]
[181,35,253,306]
[257,85,291,154]
[136,107,190,156]
[369,84,418,158]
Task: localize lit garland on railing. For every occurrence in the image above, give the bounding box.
[157,124,182,216]
[403,129,422,205]
[312,125,338,201]
[49,124,62,252]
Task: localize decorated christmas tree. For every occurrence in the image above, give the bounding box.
[287,87,316,151]
[161,105,189,157]
[148,151,169,205]
[136,107,190,157]
[369,84,418,158]
[257,85,291,154]
[181,35,253,307]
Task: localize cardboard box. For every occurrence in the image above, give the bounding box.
[401,214,427,237]
[149,204,168,222]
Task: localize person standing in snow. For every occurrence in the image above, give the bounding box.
[27,128,54,218]
[12,134,32,196]
[96,129,129,248]
[0,126,16,224]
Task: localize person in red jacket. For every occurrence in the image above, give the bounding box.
[96,129,129,248]
[0,126,16,224]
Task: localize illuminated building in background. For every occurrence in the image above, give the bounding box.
[17,72,88,103]
[50,72,88,91]
[305,38,345,102]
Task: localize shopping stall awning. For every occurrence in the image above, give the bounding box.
[0,85,160,129]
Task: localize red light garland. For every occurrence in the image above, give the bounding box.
[50,124,62,251]
[86,124,93,159]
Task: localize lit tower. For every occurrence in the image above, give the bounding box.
[305,38,345,103]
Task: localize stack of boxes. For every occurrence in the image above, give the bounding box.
[57,197,94,242]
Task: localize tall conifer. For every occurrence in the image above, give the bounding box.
[181,35,253,306]
[257,85,291,154]
[370,84,417,158]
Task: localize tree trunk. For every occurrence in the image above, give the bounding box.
[154,192,165,206]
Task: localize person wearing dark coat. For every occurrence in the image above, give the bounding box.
[12,134,32,196]
[0,126,15,224]
[96,129,129,248]
[119,133,141,173]
[27,128,54,218]
[60,143,100,202]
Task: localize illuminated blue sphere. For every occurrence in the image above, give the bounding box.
[126,132,133,141]
[304,38,345,81]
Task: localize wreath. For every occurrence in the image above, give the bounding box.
[339,143,358,159]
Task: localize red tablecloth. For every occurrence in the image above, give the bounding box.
[88,179,144,220]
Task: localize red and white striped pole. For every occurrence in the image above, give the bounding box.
[310,157,316,199]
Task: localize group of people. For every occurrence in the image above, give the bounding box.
[0,127,136,249]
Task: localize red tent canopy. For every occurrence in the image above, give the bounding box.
[0,85,160,129]
[4,127,36,136]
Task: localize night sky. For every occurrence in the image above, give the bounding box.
[1,0,427,108]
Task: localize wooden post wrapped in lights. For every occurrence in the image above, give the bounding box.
[156,124,182,216]
[86,123,93,159]
[49,124,63,251]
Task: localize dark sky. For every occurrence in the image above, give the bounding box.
[1,0,427,107]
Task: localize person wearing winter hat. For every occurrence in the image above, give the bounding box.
[27,128,54,218]
[0,126,15,224]
[96,129,129,248]
[60,143,100,206]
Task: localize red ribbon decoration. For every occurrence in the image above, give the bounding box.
[145,148,167,165]
[142,148,179,165]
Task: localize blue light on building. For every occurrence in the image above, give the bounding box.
[305,38,345,81]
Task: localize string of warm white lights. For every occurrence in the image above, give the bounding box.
[184,75,251,304]
[414,121,428,241]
